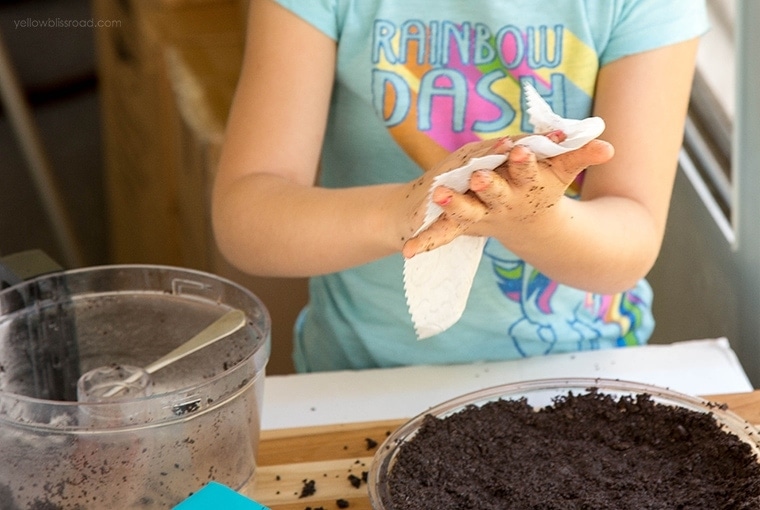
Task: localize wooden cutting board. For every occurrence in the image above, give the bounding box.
[252,419,404,510]
[250,391,760,510]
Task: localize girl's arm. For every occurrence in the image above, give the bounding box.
[405,38,700,294]
[212,0,404,276]
[212,0,530,276]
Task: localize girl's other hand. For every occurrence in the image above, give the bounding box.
[395,137,514,255]
[401,138,614,258]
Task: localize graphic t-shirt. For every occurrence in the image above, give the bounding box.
[271,0,709,372]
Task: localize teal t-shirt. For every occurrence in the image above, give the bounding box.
[270,0,709,372]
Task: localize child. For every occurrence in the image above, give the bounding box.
[212,0,708,372]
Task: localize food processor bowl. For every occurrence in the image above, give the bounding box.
[0,265,271,509]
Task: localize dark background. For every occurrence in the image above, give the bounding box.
[0,0,106,268]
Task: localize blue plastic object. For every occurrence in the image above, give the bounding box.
[173,482,270,510]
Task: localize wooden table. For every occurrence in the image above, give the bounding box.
[250,390,760,510]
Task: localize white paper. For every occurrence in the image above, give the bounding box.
[403,155,506,339]
[262,339,754,430]
[404,82,605,339]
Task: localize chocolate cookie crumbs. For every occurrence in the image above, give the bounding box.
[347,474,362,489]
[298,479,316,498]
[337,498,350,508]
[385,390,760,509]
[366,437,379,450]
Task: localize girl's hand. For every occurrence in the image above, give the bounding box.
[401,138,614,258]
[396,137,514,252]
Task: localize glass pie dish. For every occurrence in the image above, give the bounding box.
[367,377,760,510]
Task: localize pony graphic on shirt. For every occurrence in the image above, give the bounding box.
[485,241,647,357]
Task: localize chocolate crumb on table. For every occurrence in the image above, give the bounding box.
[298,479,316,498]
[336,498,350,508]
[386,390,760,510]
[347,474,362,489]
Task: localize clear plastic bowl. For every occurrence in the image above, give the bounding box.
[0,264,271,509]
[368,377,760,509]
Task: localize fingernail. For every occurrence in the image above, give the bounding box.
[495,137,514,152]
[546,130,567,143]
[510,145,532,163]
[433,188,453,206]
[471,170,492,192]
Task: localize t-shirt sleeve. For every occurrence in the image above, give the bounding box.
[601,0,710,66]
[271,0,341,41]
